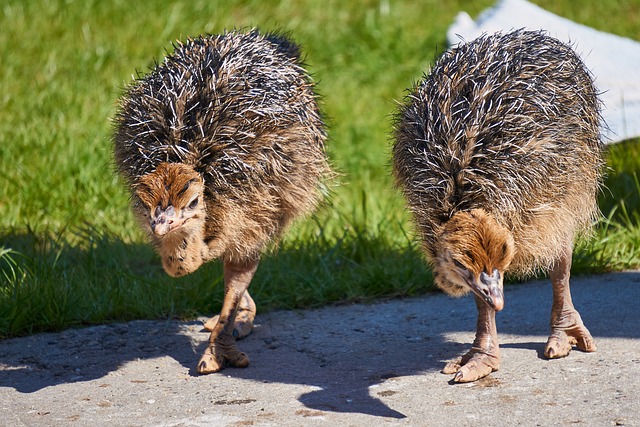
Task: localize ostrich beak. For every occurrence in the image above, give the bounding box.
[150,205,182,236]
[469,269,504,311]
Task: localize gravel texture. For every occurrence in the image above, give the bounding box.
[1,272,638,426]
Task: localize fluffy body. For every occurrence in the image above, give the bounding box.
[114,30,329,266]
[394,29,604,290]
[113,29,330,373]
[393,30,604,382]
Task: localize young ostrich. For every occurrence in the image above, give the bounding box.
[393,30,604,383]
[113,30,330,374]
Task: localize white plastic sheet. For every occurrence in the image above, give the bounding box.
[448,0,640,143]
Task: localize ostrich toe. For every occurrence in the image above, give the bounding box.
[197,332,250,374]
[443,347,501,383]
[545,311,597,358]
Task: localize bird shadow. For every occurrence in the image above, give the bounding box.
[187,302,475,419]
[1,256,638,419]
[0,279,473,419]
[0,321,457,420]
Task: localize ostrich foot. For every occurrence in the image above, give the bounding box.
[442,347,501,383]
[203,291,256,339]
[197,333,250,374]
[544,310,596,358]
[444,295,500,383]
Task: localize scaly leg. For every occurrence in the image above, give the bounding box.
[203,291,256,339]
[197,258,259,374]
[443,294,501,382]
[544,243,596,358]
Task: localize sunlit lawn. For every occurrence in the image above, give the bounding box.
[0,0,638,337]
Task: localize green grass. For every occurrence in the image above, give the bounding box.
[1,0,639,338]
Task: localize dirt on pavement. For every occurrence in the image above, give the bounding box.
[1,272,639,426]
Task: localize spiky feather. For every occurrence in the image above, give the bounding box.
[393,30,605,280]
[113,29,330,264]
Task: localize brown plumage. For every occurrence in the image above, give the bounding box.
[393,30,604,382]
[113,29,330,374]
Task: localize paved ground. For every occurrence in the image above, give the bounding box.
[1,272,639,426]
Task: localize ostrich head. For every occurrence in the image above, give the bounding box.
[433,209,515,311]
[135,162,206,237]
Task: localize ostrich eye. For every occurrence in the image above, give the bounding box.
[188,198,199,210]
[453,259,465,269]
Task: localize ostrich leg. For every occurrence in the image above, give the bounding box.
[204,291,256,339]
[544,243,597,358]
[197,258,259,374]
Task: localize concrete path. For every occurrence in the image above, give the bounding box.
[1,272,638,426]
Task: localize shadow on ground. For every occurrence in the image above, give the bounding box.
[0,271,638,419]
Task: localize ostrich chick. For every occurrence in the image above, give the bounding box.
[393,30,604,383]
[113,30,330,374]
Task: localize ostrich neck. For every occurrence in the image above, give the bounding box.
[156,225,207,277]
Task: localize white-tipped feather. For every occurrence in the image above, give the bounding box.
[113,29,331,264]
[393,30,605,281]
